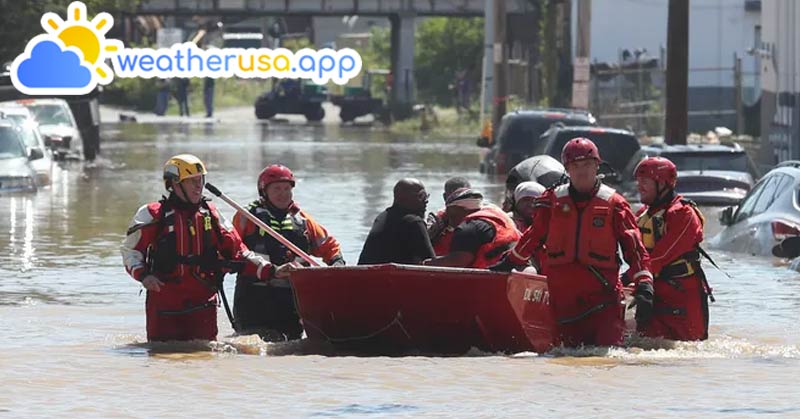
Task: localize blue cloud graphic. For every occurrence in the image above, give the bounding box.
[16,40,92,89]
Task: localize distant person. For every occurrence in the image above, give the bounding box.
[175,78,190,116]
[203,77,215,118]
[424,188,520,269]
[426,176,471,256]
[154,79,170,116]
[358,179,435,265]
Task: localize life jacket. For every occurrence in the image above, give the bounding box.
[463,205,522,269]
[433,228,455,256]
[241,201,311,266]
[638,197,706,280]
[147,197,225,289]
[544,184,618,270]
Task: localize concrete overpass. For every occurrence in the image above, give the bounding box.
[134,0,535,112]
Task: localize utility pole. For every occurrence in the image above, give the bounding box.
[572,0,591,109]
[492,0,507,137]
[664,0,689,145]
[479,0,495,129]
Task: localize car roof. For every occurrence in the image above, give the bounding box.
[503,108,595,122]
[643,143,744,154]
[13,98,70,106]
[546,125,635,136]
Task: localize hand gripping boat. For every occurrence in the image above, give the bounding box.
[289,264,557,354]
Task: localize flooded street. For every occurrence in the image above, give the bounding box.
[2,119,800,417]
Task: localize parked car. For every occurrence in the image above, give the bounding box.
[642,143,758,205]
[709,161,800,256]
[15,98,83,161]
[478,108,596,175]
[535,125,644,198]
[0,106,52,186]
[0,120,42,193]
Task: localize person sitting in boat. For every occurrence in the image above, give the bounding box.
[490,138,654,347]
[358,178,435,265]
[426,177,472,256]
[423,188,521,269]
[232,164,345,341]
[631,157,711,341]
[121,154,280,342]
[508,181,546,232]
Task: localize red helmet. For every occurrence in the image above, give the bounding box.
[561,137,601,165]
[258,164,296,193]
[635,157,677,188]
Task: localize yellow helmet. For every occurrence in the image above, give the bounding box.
[163,154,207,190]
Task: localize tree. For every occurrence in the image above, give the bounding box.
[414,17,484,106]
[0,0,138,64]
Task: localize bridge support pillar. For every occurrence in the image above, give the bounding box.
[390,13,416,119]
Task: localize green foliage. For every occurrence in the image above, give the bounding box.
[414,17,484,106]
[0,0,139,63]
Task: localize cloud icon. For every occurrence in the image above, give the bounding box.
[15,40,92,90]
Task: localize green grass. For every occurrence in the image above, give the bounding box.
[388,106,482,140]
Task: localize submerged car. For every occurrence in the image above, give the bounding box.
[478,109,596,175]
[642,143,758,205]
[535,125,644,198]
[709,161,800,256]
[0,120,41,193]
[15,98,83,161]
[0,106,52,187]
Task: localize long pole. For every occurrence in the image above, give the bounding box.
[664,0,689,145]
[480,0,495,126]
[205,183,320,267]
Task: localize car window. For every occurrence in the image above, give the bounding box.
[661,151,750,173]
[27,104,72,126]
[0,127,26,159]
[751,174,784,214]
[499,116,591,152]
[13,125,39,148]
[548,131,640,173]
[735,175,773,222]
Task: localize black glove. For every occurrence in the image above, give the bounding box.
[632,281,655,325]
[328,254,346,266]
[489,255,521,273]
[620,269,633,286]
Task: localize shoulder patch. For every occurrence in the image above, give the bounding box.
[595,184,617,201]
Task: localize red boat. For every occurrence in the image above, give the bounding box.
[290,264,557,354]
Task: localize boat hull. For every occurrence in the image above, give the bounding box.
[290,264,556,354]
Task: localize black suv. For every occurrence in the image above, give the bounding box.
[536,125,644,197]
[478,108,596,175]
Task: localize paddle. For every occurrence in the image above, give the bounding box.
[205,182,320,267]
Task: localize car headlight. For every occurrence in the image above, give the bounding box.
[0,176,35,190]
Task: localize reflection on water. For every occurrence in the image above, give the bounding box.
[0,120,799,416]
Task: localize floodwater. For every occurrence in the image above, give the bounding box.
[1,117,800,417]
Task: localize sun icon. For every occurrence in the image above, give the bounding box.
[40,1,123,84]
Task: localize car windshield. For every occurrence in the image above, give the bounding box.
[13,124,39,148]
[500,116,590,152]
[0,127,27,159]
[550,131,640,173]
[27,104,72,126]
[660,152,749,173]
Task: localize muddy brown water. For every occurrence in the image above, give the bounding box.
[1,120,799,417]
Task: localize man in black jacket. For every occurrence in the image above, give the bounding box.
[358,178,435,265]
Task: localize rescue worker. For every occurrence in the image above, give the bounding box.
[359,178,435,265]
[424,188,521,269]
[632,157,711,341]
[427,177,472,256]
[121,154,281,342]
[491,138,654,347]
[233,164,345,341]
[508,181,546,232]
